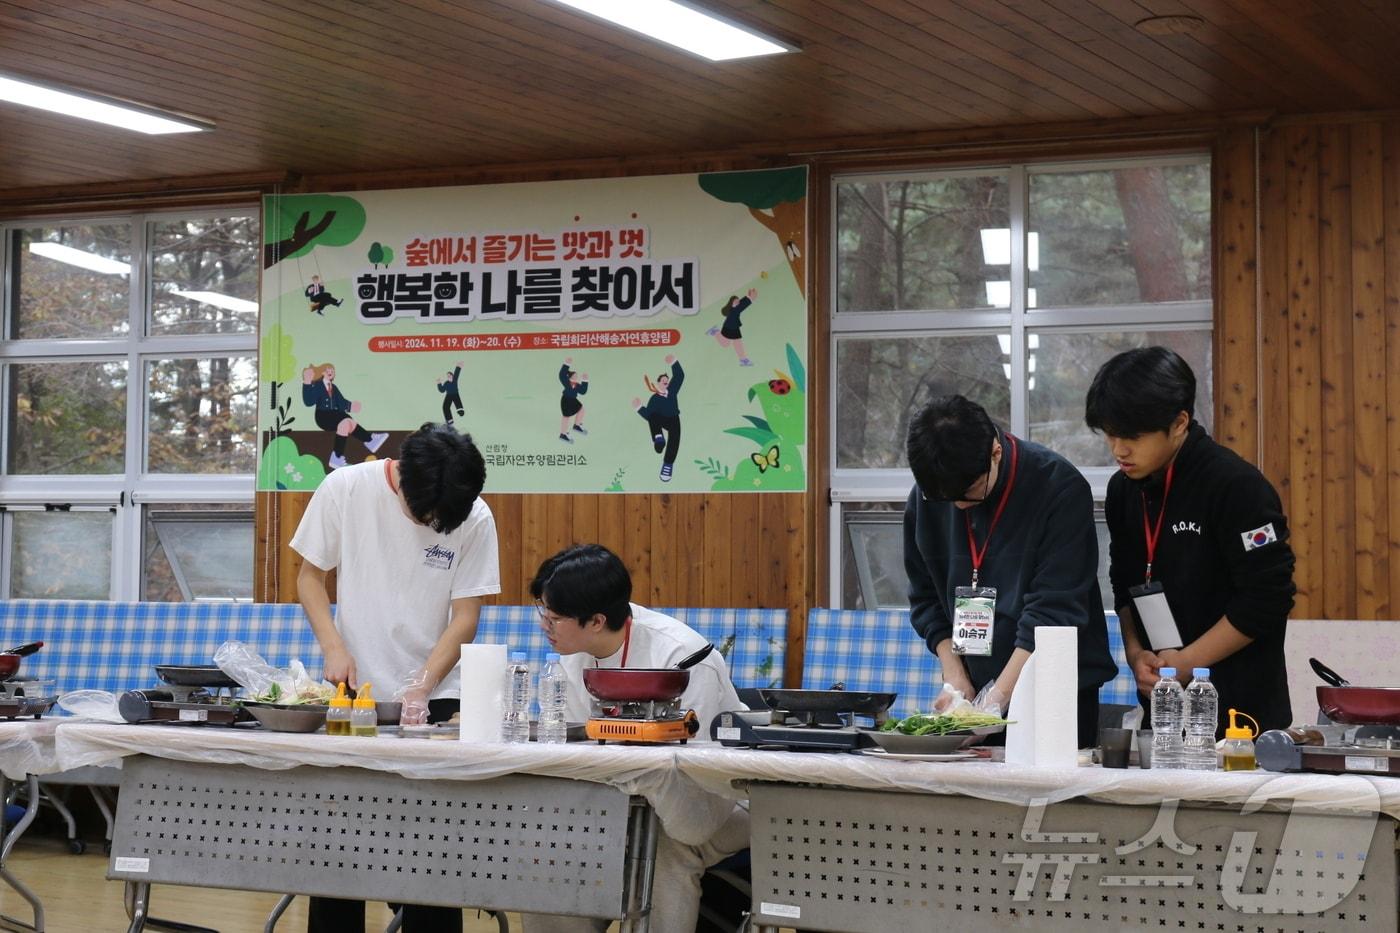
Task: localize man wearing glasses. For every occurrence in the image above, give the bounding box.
[903,394,1117,747]
[521,543,749,933]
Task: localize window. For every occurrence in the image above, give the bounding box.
[830,156,1212,608]
[0,211,259,600]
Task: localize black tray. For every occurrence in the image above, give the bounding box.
[155,665,240,689]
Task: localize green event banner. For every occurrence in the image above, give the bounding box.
[258,167,808,494]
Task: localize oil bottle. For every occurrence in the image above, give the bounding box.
[326,682,352,736]
[351,682,379,737]
[1222,708,1259,771]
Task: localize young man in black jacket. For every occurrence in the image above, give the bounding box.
[904,395,1119,748]
[1086,347,1296,734]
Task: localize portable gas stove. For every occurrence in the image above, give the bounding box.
[712,688,897,752]
[585,698,699,744]
[1258,723,1400,776]
[119,664,252,726]
[0,678,57,720]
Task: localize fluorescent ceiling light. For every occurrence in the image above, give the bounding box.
[979,229,1040,271]
[985,282,1037,309]
[27,242,130,275]
[0,73,210,135]
[171,290,258,314]
[550,0,791,61]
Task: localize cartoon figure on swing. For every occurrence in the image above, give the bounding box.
[304,275,344,315]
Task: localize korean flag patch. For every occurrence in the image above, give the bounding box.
[1241,523,1277,551]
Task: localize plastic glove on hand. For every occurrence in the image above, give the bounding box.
[395,669,432,726]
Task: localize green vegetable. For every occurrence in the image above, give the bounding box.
[879,710,1010,735]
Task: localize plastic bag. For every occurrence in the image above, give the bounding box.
[56,689,124,722]
[214,641,331,704]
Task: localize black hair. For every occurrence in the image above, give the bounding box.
[528,543,632,632]
[1084,346,1196,438]
[396,422,486,534]
[905,395,998,501]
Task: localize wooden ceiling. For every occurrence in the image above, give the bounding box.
[1,0,1398,194]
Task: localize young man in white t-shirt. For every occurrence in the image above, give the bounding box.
[522,544,749,933]
[291,422,501,933]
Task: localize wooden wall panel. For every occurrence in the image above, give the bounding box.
[1283,125,1323,618]
[1350,122,1390,618]
[1318,125,1356,619]
[1214,128,1259,462]
[1229,115,1400,620]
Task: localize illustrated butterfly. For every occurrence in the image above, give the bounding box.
[751,445,781,473]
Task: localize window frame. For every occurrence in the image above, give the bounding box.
[0,207,259,600]
[828,153,1214,607]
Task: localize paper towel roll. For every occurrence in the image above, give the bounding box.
[1032,626,1079,768]
[458,643,507,743]
[1004,626,1080,767]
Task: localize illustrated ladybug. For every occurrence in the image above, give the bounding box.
[768,378,792,395]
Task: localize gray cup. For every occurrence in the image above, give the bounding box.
[1137,730,1154,769]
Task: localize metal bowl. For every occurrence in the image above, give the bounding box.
[861,728,976,754]
[244,702,328,733]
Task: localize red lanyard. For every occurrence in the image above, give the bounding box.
[964,435,1018,589]
[597,618,633,669]
[1140,460,1175,583]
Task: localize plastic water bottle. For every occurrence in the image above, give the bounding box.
[1150,668,1185,770]
[536,653,569,745]
[502,651,532,744]
[1183,668,1219,771]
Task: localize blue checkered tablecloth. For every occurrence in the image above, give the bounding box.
[0,600,322,697]
[476,605,786,689]
[803,609,1138,718]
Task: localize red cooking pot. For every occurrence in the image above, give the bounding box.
[582,668,690,702]
[1311,657,1400,725]
[0,642,43,681]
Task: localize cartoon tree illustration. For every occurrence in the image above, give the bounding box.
[368,242,395,268]
[260,324,299,437]
[698,167,807,297]
[263,194,367,268]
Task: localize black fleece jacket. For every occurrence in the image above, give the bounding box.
[904,431,1119,693]
[1106,422,1296,732]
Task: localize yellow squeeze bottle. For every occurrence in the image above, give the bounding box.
[327,682,352,736]
[351,682,379,737]
[1222,708,1259,772]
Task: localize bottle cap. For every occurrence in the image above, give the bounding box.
[1159,667,1176,678]
[1225,708,1259,740]
[329,682,351,709]
[352,682,375,709]
[1192,667,1210,678]
[546,652,561,662]
[510,651,527,662]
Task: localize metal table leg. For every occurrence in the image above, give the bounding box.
[122,880,219,933]
[0,774,43,933]
[262,895,294,933]
[618,798,659,933]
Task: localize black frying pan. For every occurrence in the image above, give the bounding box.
[758,688,896,716]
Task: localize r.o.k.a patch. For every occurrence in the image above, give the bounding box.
[1240,523,1277,551]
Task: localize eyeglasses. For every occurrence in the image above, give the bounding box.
[920,466,992,504]
[534,600,571,633]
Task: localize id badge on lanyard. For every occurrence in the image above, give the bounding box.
[1134,459,1183,650]
[953,585,996,655]
[954,435,1018,657]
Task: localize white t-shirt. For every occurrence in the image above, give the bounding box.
[289,460,501,700]
[559,604,746,739]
